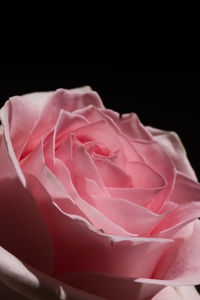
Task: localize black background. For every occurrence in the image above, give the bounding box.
[1,3,200,293]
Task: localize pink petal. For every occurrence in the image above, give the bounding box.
[0,246,103,300]
[116,134,144,166]
[70,140,108,194]
[102,110,153,141]
[125,161,166,188]
[24,173,173,278]
[75,104,121,133]
[51,159,133,236]
[120,113,153,141]
[0,93,52,160]
[152,173,200,234]
[94,158,132,188]
[0,87,96,160]
[59,272,165,300]
[108,186,165,207]
[43,109,88,169]
[158,220,200,285]
[68,85,93,93]
[92,194,168,236]
[74,120,119,153]
[22,88,104,159]
[55,132,73,167]
[133,140,176,212]
[54,109,89,148]
[0,128,53,274]
[54,136,125,236]
[21,139,86,218]
[48,157,125,237]
[152,286,200,300]
[147,126,197,181]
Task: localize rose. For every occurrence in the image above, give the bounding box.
[0,86,200,300]
[1,86,200,300]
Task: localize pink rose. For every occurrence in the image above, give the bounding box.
[0,86,200,300]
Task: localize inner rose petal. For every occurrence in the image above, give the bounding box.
[74,120,120,154]
[125,161,167,189]
[94,157,133,188]
[54,109,89,150]
[92,195,168,236]
[107,185,165,207]
[133,140,176,213]
[69,140,108,195]
[74,105,121,134]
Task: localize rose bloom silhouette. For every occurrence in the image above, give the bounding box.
[0,87,200,300]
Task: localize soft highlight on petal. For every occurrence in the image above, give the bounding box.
[152,286,200,300]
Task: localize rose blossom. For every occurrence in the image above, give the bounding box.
[0,86,200,300]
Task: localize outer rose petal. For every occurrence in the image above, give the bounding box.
[152,286,200,300]
[158,220,200,285]
[59,272,164,300]
[153,173,200,235]
[0,246,104,300]
[137,220,200,287]
[0,128,53,274]
[147,126,197,181]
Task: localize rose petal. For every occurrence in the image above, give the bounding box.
[92,195,168,236]
[24,172,173,278]
[54,109,89,149]
[138,220,200,286]
[55,132,73,167]
[152,173,200,234]
[116,134,144,166]
[0,128,53,274]
[75,105,121,134]
[25,158,133,238]
[133,140,176,212]
[47,157,126,237]
[74,120,119,153]
[102,110,153,141]
[43,109,88,169]
[158,220,200,285]
[22,89,104,159]
[107,186,165,207]
[94,158,132,188]
[21,139,86,218]
[85,108,144,164]
[152,286,200,300]
[0,246,104,300]
[54,136,130,237]
[68,85,92,93]
[120,113,153,141]
[58,272,164,300]
[70,140,108,194]
[125,161,166,188]
[0,87,96,160]
[147,126,197,181]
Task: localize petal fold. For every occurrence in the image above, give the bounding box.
[147,126,197,181]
